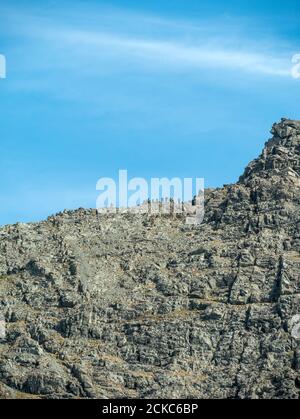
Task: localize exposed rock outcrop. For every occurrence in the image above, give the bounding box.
[0,119,300,399]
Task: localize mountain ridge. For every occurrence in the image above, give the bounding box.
[0,119,300,399]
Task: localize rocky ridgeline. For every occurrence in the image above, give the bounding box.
[0,119,300,399]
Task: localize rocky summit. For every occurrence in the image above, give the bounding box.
[0,119,300,399]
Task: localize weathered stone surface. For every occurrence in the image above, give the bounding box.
[0,118,300,399]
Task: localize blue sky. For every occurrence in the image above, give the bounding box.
[0,0,300,225]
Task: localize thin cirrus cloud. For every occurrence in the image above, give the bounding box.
[3,5,292,79]
[38,25,291,78]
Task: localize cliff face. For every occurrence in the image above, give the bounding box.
[0,119,300,399]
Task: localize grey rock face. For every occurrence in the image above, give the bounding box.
[0,118,300,399]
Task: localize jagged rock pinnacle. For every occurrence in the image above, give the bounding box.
[240,119,300,183]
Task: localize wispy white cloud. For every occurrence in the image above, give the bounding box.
[54,29,290,77]
[1,5,292,79]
